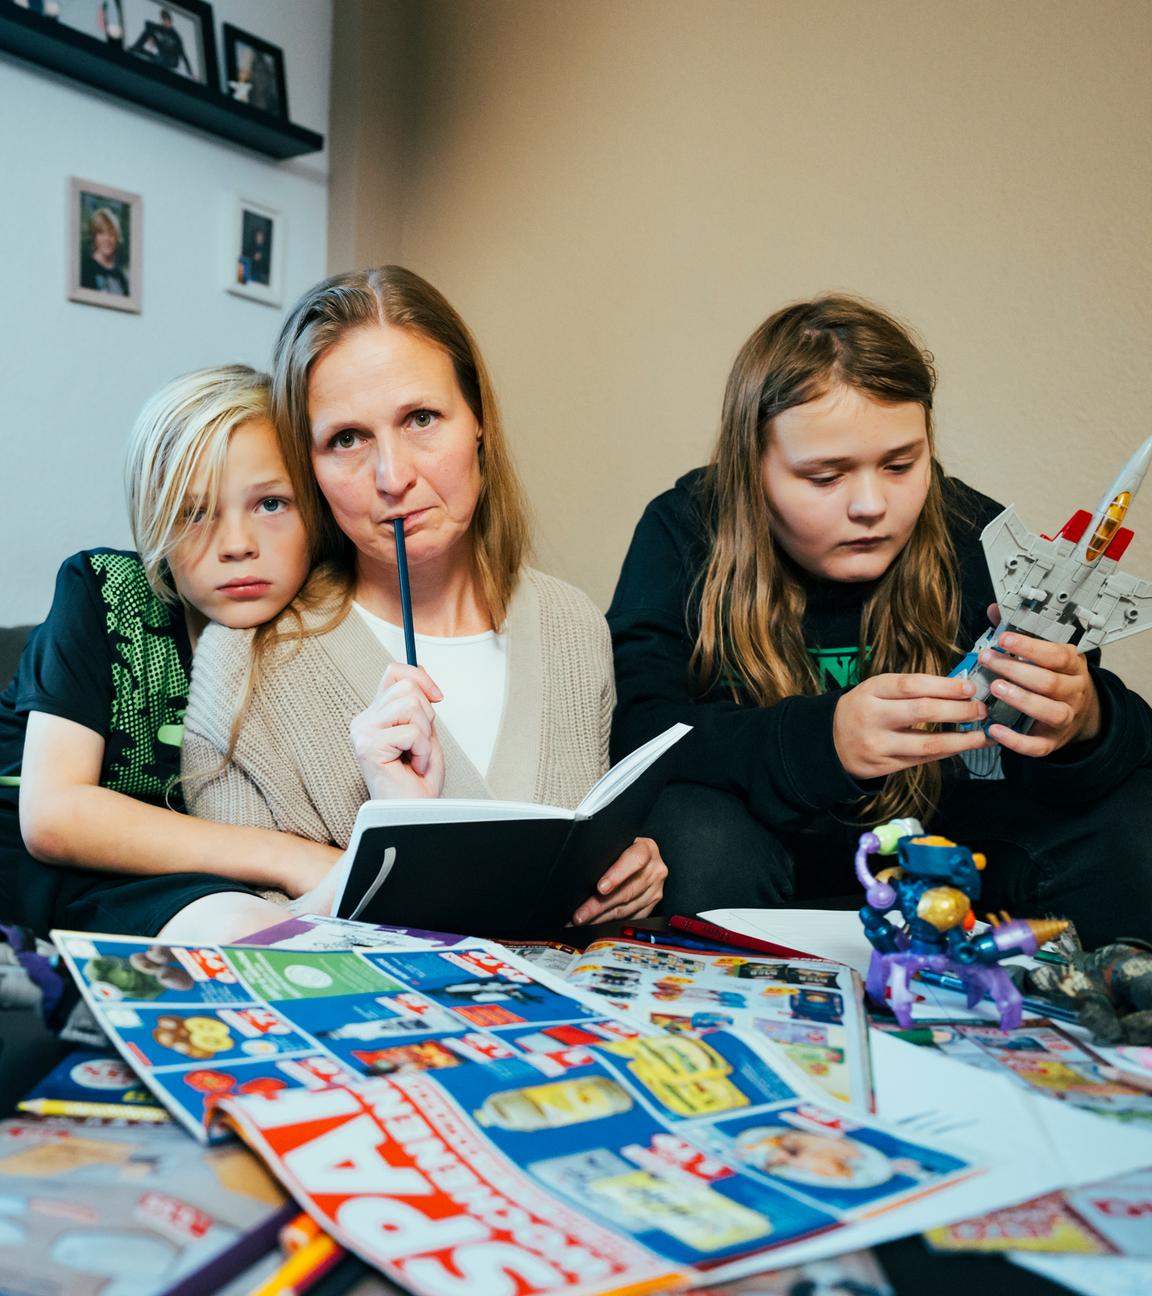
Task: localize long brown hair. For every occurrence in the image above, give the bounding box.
[694,294,960,823]
[270,265,531,627]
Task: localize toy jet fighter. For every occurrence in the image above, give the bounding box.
[951,435,1152,746]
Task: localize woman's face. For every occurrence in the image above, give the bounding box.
[760,383,930,583]
[93,226,119,263]
[308,324,483,581]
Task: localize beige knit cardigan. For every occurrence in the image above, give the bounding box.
[181,568,614,847]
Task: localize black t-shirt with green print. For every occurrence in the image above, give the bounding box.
[0,550,262,936]
[0,550,192,808]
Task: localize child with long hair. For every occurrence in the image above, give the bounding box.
[0,366,341,941]
[608,295,1152,948]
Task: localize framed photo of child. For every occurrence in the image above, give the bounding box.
[68,177,142,314]
[227,196,283,307]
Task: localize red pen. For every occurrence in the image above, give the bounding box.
[668,915,824,961]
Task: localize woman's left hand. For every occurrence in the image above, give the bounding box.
[571,837,667,926]
[981,613,1101,757]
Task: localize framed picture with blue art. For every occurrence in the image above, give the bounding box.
[68,176,141,313]
[228,196,283,307]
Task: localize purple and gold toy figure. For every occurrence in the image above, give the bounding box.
[856,820,1068,1029]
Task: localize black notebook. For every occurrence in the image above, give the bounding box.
[331,723,690,935]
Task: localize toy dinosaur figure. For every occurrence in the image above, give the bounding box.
[1024,940,1152,1044]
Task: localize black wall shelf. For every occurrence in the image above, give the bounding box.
[0,6,324,160]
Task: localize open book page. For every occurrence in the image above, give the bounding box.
[575,722,692,817]
[559,936,874,1111]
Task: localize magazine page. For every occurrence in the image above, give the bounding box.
[52,931,667,1143]
[563,937,873,1110]
[233,913,470,953]
[871,1021,1152,1124]
[221,1026,973,1294]
[500,940,584,977]
[0,1117,286,1295]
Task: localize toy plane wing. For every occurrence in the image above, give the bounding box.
[1084,569,1152,646]
[981,505,1058,612]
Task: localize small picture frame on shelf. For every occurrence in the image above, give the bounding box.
[123,0,217,89]
[227,197,283,307]
[53,1,127,48]
[68,176,142,313]
[222,23,287,118]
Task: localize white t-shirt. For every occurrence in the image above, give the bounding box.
[353,604,509,779]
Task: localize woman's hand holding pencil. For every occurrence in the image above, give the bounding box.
[350,662,446,799]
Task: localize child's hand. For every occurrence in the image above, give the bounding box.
[833,674,990,779]
[351,663,445,799]
[979,622,1101,757]
[277,840,344,899]
[286,847,347,914]
[571,838,667,926]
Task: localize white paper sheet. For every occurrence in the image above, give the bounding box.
[701,908,881,977]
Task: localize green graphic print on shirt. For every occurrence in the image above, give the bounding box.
[809,646,867,691]
[90,552,189,805]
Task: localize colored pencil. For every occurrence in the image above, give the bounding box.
[279,1211,323,1254]
[668,915,822,960]
[247,1231,344,1296]
[915,967,1081,1023]
[618,927,740,955]
[18,1097,170,1121]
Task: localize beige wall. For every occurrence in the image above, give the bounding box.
[330,0,1152,698]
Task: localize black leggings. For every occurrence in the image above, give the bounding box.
[645,766,1152,951]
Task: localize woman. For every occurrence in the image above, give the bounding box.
[183,266,665,926]
[607,294,1151,949]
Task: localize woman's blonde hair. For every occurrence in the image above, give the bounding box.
[271,265,531,625]
[694,294,961,823]
[124,365,276,603]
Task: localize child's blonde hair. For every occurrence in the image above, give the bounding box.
[124,365,273,603]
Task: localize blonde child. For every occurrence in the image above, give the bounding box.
[0,366,340,941]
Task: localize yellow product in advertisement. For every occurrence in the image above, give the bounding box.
[604,1036,750,1116]
[590,1170,771,1249]
[473,1076,632,1131]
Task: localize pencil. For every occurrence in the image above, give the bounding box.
[393,517,418,667]
[18,1097,170,1121]
[247,1232,344,1296]
[279,1211,323,1253]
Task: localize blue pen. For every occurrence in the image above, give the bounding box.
[393,518,418,667]
[619,928,743,956]
[916,968,1080,1024]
